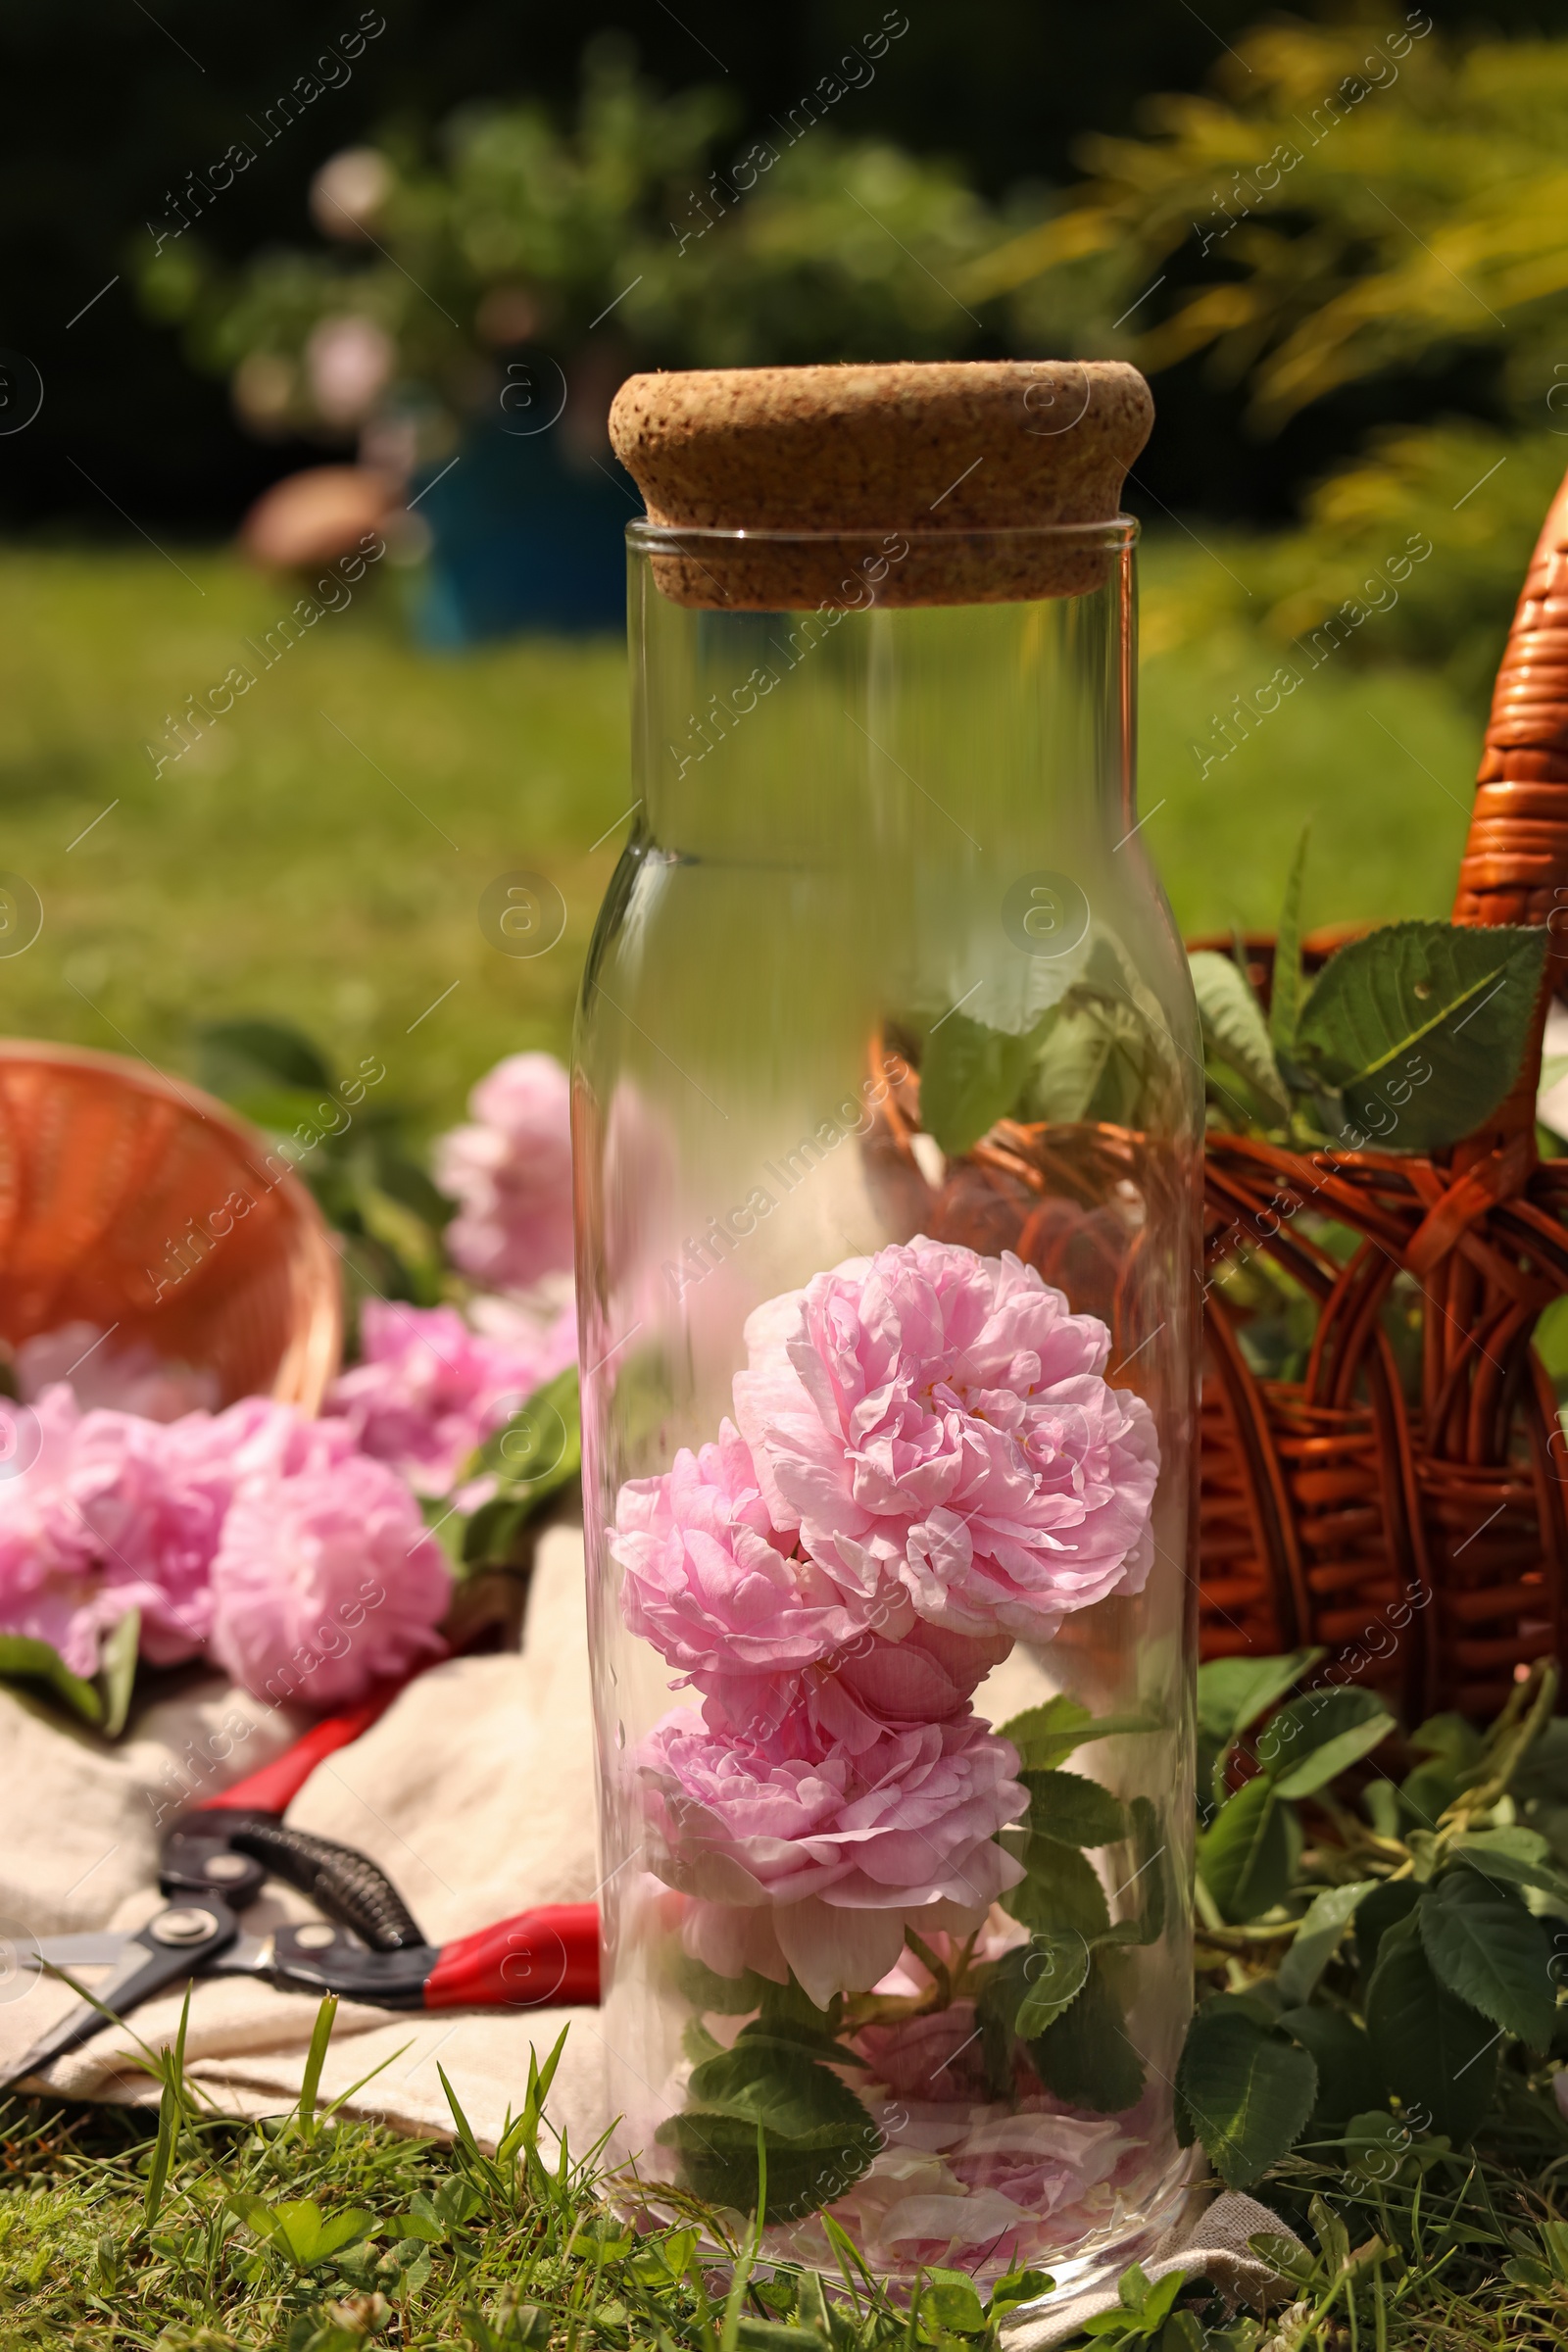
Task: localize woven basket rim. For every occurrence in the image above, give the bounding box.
[0,1036,344,1411]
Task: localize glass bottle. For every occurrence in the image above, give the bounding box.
[573,479,1202,2295]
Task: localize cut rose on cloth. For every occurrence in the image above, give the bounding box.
[0,1387,448,1698]
[435,1051,576,1294]
[0,1050,579,1716]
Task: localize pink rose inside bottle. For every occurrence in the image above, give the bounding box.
[576,363,1201,2296]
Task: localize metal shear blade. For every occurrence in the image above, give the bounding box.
[2,1898,244,2091]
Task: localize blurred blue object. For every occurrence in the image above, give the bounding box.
[411,418,637,645]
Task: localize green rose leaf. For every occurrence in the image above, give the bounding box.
[918,1011,1038,1154]
[664,2037,880,2220]
[683,2038,860,2139]
[1449,1829,1568,1909]
[1276,2004,1383,2134]
[659,2105,877,2222]
[1174,2001,1317,2189]
[734,2025,870,2071]
[1400,1710,1486,1826]
[1512,1718,1568,1805]
[1119,1794,1168,1947]
[1013,1931,1092,2039]
[1355,1880,1422,1989]
[998,1695,1156,1771]
[1030,1955,1146,2114]
[1198,1774,1299,1925]
[1004,1837,1112,1940]
[1196,1651,1322,1746]
[473,1367,582,1499]
[0,1633,104,1728]
[667,1952,774,2017]
[1407,1711,1486,1769]
[1295,920,1546,1152]
[460,1494,532,1571]
[1022,1768,1129,1848]
[1418,1869,1557,2047]
[98,1607,141,1742]
[1277,1881,1376,2006]
[1189,950,1290,1117]
[1017,993,1156,1128]
[196,1016,334,1099]
[1257,1688,1395,1799]
[1365,1909,1499,2144]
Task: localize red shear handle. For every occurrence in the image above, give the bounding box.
[202,1686,407,1816]
[423,1903,601,2010]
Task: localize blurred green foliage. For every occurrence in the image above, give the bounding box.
[194,1015,454,1312]
[964,12,1568,694]
[139,36,1006,457]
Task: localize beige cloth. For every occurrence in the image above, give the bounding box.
[2,1525,609,2155]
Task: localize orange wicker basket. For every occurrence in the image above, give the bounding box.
[1197,466,1568,1722]
[0,1043,342,1411]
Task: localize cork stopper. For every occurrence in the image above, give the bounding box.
[609,360,1152,610]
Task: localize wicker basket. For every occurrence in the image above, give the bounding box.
[0,1043,342,1411]
[1198,466,1568,1722]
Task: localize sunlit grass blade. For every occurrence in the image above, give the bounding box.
[142,1984,191,2231]
[296,1991,338,2139]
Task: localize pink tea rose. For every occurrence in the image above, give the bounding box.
[325,1298,575,1496]
[143,1397,370,1661]
[208,1449,451,1706]
[0,1381,451,1709]
[434,1052,574,1294]
[947,2110,1126,2212]
[613,1420,881,1679]
[856,2000,991,2102]
[832,1617,1011,1726]
[0,1389,319,1674]
[734,1238,1158,1642]
[66,1400,225,1664]
[0,1387,122,1675]
[638,1697,1026,2002]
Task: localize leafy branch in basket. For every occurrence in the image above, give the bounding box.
[1176,1649,1568,2192]
[1193,832,1547,1153]
[891,839,1546,1164]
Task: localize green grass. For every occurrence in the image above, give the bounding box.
[0,549,628,1137]
[0,540,1483,1134]
[3,2047,1566,2348]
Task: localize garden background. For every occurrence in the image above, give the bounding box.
[8,0,1568,1139]
[10,5,1568,2341]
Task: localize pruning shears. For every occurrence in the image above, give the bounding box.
[5,1689,600,2091]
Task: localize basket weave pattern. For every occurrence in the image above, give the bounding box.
[0,1044,341,1412]
[1198,469,1568,1720]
